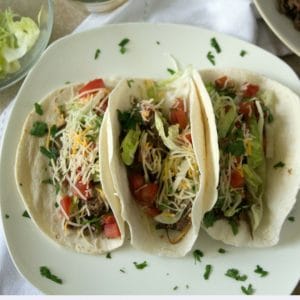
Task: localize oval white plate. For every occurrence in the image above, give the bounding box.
[1,23,300,295]
[254,0,300,56]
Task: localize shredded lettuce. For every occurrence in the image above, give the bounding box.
[120,127,141,166]
[218,106,237,138]
[0,8,40,79]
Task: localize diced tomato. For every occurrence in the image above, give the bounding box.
[185,133,192,144]
[242,83,259,98]
[102,214,120,238]
[60,195,72,216]
[134,183,159,206]
[128,173,145,192]
[74,180,92,199]
[104,223,121,238]
[230,169,245,188]
[238,101,253,118]
[79,79,105,96]
[144,206,161,217]
[215,76,228,89]
[170,99,188,130]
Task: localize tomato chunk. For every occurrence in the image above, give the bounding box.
[79,79,105,96]
[238,101,253,118]
[242,83,259,98]
[102,214,120,238]
[128,173,145,192]
[60,195,72,216]
[134,183,159,206]
[215,76,228,89]
[73,180,92,199]
[230,169,245,188]
[170,99,188,130]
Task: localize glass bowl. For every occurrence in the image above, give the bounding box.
[0,0,54,91]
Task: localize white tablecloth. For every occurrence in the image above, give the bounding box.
[0,0,290,295]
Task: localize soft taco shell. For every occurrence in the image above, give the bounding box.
[15,81,125,254]
[107,70,218,256]
[197,68,300,247]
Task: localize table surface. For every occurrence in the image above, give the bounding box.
[0,0,299,295]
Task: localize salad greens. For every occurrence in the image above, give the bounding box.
[203,76,272,235]
[0,8,40,79]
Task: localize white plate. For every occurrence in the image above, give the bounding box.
[1,23,300,295]
[254,0,300,56]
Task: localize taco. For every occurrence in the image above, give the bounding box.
[106,69,218,256]
[195,68,300,247]
[15,78,125,254]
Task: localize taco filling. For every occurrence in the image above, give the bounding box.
[203,76,273,235]
[36,79,121,240]
[118,86,200,244]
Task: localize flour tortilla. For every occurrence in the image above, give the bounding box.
[15,81,125,254]
[198,68,300,247]
[107,69,218,256]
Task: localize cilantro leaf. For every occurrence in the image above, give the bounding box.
[218,248,226,254]
[127,79,134,88]
[225,268,247,281]
[119,38,130,54]
[203,210,219,228]
[288,216,295,222]
[34,103,43,115]
[273,161,285,169]
[228,218,239,235]
[94,48,101,59]
[254,265,268,277]
[106,252,112,259]
[30,121,48,137]
[211,37,221,53]
[204,264,212,280]
[22,210,31,219]
[40,266,63,284]
[50,125,58,137]
[193,249,204,264]
[241,284,255,295]
[225,140,245,156]
[207,51,215,65]
[240,50,247,57]
[133,261,148,270]
[167,68,176,75]
[40,146,58,160]
[118,109,141,131]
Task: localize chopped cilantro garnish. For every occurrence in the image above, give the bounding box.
[42,178,53,185]
[225,140,245,156]
[5,214,9,219]
[34,103,43,115]
[94,48,101,59]
[120,268,126,273]
[273,161,285,169]
[240,50,247,57]
[218,248,226,254]
[127,79,134,88]
[54,202,59,208]
[241,284,255,295]
[193,249,204,264]
[156,41,160,45]
[186,284,189,289]
[203,210,218,228]
[210,37,221,53]
[288,216,295,222]
[65,81,71,84]
[40,266,63,284]
[118,109,142,131]
[106,252,112,259]
[133,261,148,270]
[50,125,58,137]
[228,218,239,235]
[254,265,268,277]
[204,264,212,280]
[167,68,176,75]
[55,182,60,195]
[40,146,58,160]
[207,51,215,65]
[119,38,130,54]
[30,121,48,137]
[173,286,178,291]
[22,210,30,218]
[225,268,247,281]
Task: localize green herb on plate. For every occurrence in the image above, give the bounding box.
[156,41,160,45]
[254,265,268,277]
[288,216,295,222]
[40,146,58,160]
[167,68,176,75]
[211,37,221,53]
[22,210,30,219]
[54,202,59,208]
[204,264,212,280]
[119,38,130,54]
[40,266,63,284]
[207,51,215,65]
[241,284,255,295]
[127,79,134,88]
[218,248,226,254]
[173,286,178,291]
[240,50,247,57]
[225,268,247,281]
[42,178,53,185]
[106,252,112,259]
[34,103,43,115]
[273,161,285,169]
[5,214,9,219]
[94,48,101,59]
[133,261,148,270]
[120,268,126,273]
[193,249,204,264]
